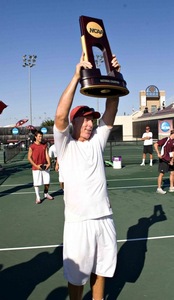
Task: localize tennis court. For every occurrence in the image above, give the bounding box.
[0,146,174,299]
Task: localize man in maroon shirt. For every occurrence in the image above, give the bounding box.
[28,130,54,203]
[154,129,174,194]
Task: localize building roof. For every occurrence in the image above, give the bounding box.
[138,103,174,119]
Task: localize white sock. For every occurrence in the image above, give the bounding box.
[150,159,153,164]
[142,159,145,164]
[34,187,40,199]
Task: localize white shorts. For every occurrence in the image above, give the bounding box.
[32,170,50,186]
[63,216,117,285]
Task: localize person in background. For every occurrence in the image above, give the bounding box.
[154,129,174,194]
[28,130,54,204]
[48,143,57,169]
[54,52,120,300]
[49,143,64,193]
[140,126,153,166]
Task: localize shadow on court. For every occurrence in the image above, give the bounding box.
[104,205,167,300]
[46,286,69,299]
[0,182,33,198]
[46,205,167,300]
[0,162,31,186]
[46,258,90,300]
[162,178,170,189]
[0,246,63,300]
[51,189,64,197]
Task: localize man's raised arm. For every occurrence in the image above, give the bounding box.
[54,53,92,131]
[102,55,121,127]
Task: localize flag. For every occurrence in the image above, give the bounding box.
[15,118,28,127]
[0,101,8,114]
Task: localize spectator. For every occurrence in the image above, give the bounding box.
[28,130,54,204]
[154,129,174,194]
[49,143,64,193]
[140,126,153,166]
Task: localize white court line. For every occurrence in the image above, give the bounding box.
[0,183,158,195]
[0,244,61,251]
[1,177,158,187]
[0,185,158,195]
[108,185,157,190]
[0,182,60,187]
[118,235,174,242]
[0,190,59,195]
[0,235,174,251]
[107,177,157,181]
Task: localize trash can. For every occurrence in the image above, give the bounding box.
[112,156,122,169]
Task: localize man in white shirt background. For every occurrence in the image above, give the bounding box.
[140,126,153,166]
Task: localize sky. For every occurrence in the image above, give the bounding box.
[0,0,174,126]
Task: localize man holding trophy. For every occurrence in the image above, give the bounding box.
[54,16,128,300]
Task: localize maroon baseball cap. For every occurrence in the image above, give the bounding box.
[70,105,100,122]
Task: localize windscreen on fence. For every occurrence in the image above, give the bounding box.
[3,142,24,163]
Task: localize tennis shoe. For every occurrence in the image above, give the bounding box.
[36,199,41,204]
[169,187,174,192]
[150,163,153,166]
[156,188,166,194]
[45,193,54,200]
[140,163,145,166]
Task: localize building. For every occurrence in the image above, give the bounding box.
[139,85,165,113]
[112,85,174,141]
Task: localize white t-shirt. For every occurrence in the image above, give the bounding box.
[48,144,57,158]
[142,131,153,146]
[48,144,63,182]
[54,119,113,222]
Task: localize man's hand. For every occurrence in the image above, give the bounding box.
[111,55,121,72]
[75,53,120,79]
[75,52,93,80]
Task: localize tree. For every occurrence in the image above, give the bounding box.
[41,119,54,127]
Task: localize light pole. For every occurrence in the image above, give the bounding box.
[22,55,37,125]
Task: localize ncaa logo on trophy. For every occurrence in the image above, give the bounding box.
[79,15,129,98]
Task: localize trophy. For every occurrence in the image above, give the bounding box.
[79,15,129,98]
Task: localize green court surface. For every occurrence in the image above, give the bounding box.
[0,150,174,299]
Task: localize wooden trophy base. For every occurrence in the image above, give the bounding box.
[80,68,129,98]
